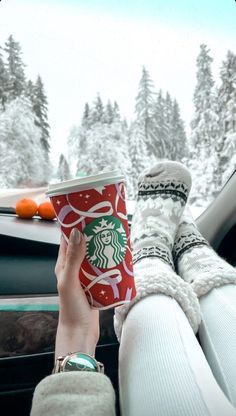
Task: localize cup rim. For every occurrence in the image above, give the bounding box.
[46,170,125,197]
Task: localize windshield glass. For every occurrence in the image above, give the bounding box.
[0,0,236,218]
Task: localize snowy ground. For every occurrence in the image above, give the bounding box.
[0,187,48,207]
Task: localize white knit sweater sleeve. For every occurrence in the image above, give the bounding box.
[30,372,116,416]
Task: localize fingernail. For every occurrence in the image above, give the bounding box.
[70,228,81,244]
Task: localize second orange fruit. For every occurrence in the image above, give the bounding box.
[38,201,56,220]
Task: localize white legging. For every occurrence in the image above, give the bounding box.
[119,287,236,416]
[199,284,236,406]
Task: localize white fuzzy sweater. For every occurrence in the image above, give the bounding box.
[30,372,116,416]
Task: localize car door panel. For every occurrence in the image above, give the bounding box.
[0,171,235,415]
[0,217,119,415]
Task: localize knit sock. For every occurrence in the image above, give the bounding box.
[173,206,236,297]
[114,161,201,340]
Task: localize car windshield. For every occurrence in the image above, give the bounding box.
[0,0,236,219]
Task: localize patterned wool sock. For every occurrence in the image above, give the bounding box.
[173,206,236,297]
[114,161,201,341]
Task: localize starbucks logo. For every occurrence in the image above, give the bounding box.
[84,216,127,269]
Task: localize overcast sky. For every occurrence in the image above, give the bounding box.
[1,0,236,166]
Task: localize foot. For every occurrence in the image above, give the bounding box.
[131,160,192,265]
[174,206,236,297]
[114,162,201,340]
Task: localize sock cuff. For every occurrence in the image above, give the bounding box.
[132,245,174,269]
[173,231,209,266]
[137,180,189,204]
[114,262,201,341]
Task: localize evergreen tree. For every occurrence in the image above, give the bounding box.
[129,122,152,198]
[76,127,91,175]
[67,98,132,194]
[189,44,219,202]
[0,36,51,188]
[81,103,91,129]
[57,154,71,181]
[218,51,236,136]
[103,100,114,124]
[152,90,168,158]
[82,121,130,180]
[164,92,172,127]
[33,75,50,154]
[26,79,35,104]
[76,96,104,175]
[217,51,236,186]
[67,124,81,174]
[191,44,219,153]
[113,101,121,121]
[0,46,8,110]
[0,97,48,187]
[4,35,26,101]
[170,99,187,161]
[135,66,155,157]
[220,132,236,184]
[163,92,173,156]
[90,94,104,124]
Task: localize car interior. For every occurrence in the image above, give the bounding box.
[0,170,236,415]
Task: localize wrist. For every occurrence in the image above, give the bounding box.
[55,324,98,358]
[53,352,104,374]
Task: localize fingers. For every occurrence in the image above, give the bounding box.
[55,234,67,275]
[64,228,86,275]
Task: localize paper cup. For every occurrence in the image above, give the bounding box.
[46,171,136,309]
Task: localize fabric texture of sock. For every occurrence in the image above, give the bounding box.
[119,294,235,416]
[199,284,236,407]
[173,206,236,297]
[114,161,201,340]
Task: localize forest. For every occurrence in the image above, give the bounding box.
[0,36,236,208]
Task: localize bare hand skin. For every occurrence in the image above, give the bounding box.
[54,228,100,359]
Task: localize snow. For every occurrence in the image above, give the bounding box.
[0,97,49,188]
[1,40,236,216]
[0,187,48,207]
[0,186,207,221]
[67,70,189,200]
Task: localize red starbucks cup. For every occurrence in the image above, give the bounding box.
[46,171,136,309]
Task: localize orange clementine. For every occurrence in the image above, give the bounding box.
[15,198,38,219]
[38,201,56,220]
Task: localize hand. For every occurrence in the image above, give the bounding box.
[54,228,100,358]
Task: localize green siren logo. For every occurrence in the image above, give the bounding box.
[84,216,127,269]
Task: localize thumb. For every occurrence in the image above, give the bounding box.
[65,228,86,275]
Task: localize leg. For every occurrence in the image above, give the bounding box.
[114,161,200,340]
[115,162,234,415]
[174,206,236,406]
[119,294,235,416]
[199,284,236,406]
